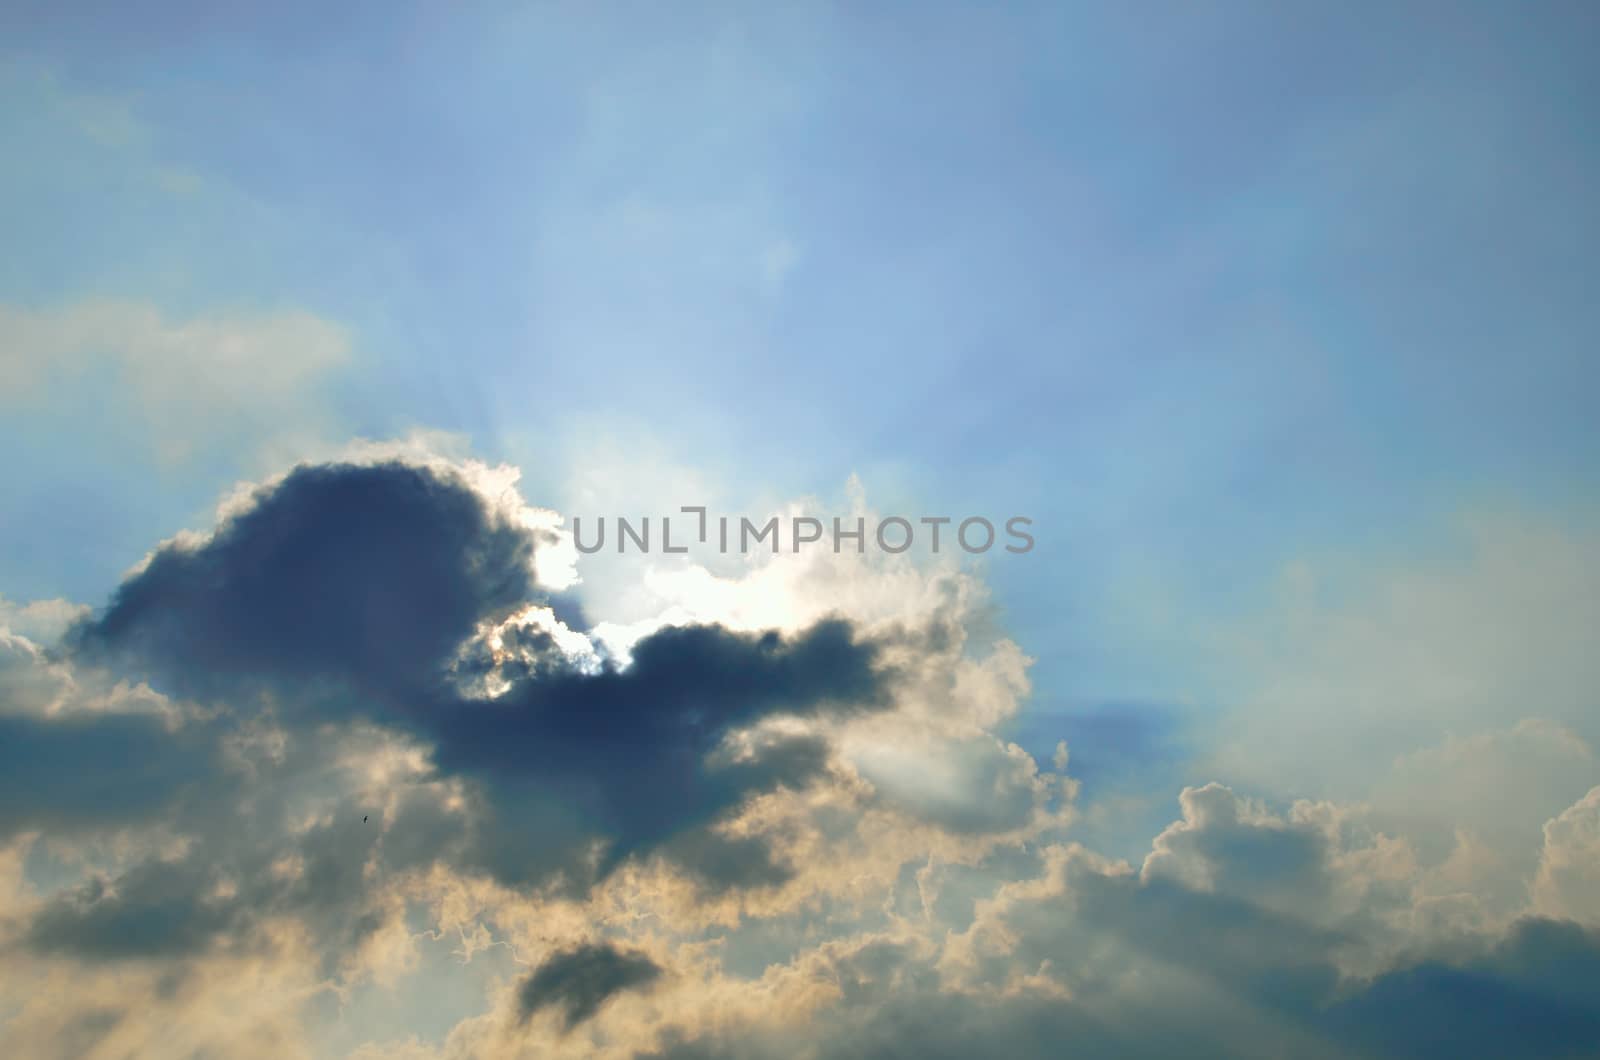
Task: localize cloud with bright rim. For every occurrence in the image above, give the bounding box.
[2,3,1598,1056]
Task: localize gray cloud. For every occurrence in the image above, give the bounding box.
[651,882,1600,1060]
[56,460,894,892]
[0,712,224,842]
[517,943,663,1030]
[6,454,1596,1060]
[74,461,539,700]
[0,457,909,1005]
[24,860,238,961]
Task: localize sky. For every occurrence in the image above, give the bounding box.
[1,3,1597,1057]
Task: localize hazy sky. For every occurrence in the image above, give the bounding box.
[1,4,1597,1058]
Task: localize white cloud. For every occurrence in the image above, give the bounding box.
[0,298,350,463]
[0,596,87,645]
[1197,513,1600,798]
[1532,786,1600,926]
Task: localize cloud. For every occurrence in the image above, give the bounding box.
[640,899,1600,1060]
[0,298,349,463]
[75,460,541,700]
[0,596,87,646]
[1321,917,1600,1060]
[516,943,663,1030]
[2,447,1596,1059]
[1141,783,1340,915]
[1199,514,1600,798]
[0,710,221,842]
[55,456,900,900]
[1532,786,1600,926]
[646,802,1600,1060]
[23,859,239,961]
[432,616,892,888]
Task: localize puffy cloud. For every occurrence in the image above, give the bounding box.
[1369,721,1596,919]
[1532,786,1600,926]
[61,458,901,891]
[75,460,543,700]
[636,773,1598,1059]
[2,448,1596,1059]
[631,856,1600,1060]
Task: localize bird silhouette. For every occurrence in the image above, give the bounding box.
[363,815,368,823]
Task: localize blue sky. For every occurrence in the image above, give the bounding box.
[1,4,1598,1057]
[6,2,1595,579]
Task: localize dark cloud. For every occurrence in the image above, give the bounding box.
[24,861,237,960]
[0,712,223,841]
[14,745,396,970]
[664,831,794,894]
[51,460,892,894]
[433,622,883,879]
[516,943,663,1030]
[1325,917,1600,1059]
[74,461,539,699]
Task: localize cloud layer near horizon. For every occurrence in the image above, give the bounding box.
[1,450,1596,1059]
